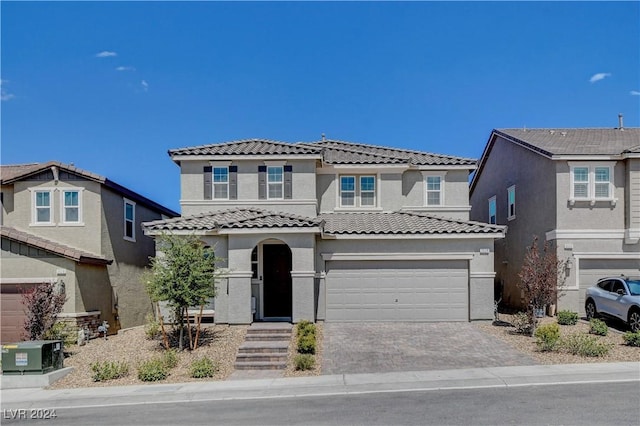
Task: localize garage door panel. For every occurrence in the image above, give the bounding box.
[325,260,468,322]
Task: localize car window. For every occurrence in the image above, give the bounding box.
[611,281,626,295]
[625,280,640,296]
[597,280,612,292]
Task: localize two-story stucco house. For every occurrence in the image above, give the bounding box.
[0,162,178,343]
[469,126,640,315]
[142,138,505,324]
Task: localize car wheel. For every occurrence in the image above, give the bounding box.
[628,309,640,333]
[585,300,597,320]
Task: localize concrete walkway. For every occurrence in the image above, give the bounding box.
[322,322,537,374]
[2,363,638,411]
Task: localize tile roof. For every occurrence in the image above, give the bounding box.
[169,139,323,157]
[168,138,476,167]
[495,128,640,156]
[319,211,505,236]
[0,226,112,265]
[0,161,178,217]
[304,139,477,166]
[142,207,322,232]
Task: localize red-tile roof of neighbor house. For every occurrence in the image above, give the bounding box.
[142,207,322,232]
[494,128,640,156]
[0,161,178,217]
[0,226,112,265]
[168,138,476,167]
[319,211,506,235]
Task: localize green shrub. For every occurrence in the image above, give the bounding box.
[90,360,129,382]
[43,321,78,347]
[189,357,218,378]
[294,354,315,371]
[162,349,179,369]
[622,331,640,347]
[144,313,161,340]
[512,312,532,334]
[561,333,612,357]
[297,320,316,338]
[557,310,579,326]
[297,334,316,354]
[534,323,561,351]
[137,358,169,382]
[589,319,608,336]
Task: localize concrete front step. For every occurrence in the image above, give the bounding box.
[245,333,290,341]
[248,322,293,331]
[238,341,289,354]
[236,353,288,363]
[234,361,287,370]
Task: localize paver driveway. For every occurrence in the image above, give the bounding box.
[321,322,537,375]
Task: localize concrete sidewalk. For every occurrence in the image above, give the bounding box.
[2,362,638,410]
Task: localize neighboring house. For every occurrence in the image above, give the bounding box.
[469,126,640,315]
[0,162,178,343]
[142,138,505,324]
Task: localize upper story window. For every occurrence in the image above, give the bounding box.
[124,198,136,241]
[213,167,229,199]
[267,166,283,199]
[426,176,443,206]
[34,190,52,224]
[569,162,615,205]
[507,185,516,220]
[339,175,376,207]
[62,190,81,223]
[488,196,496,224]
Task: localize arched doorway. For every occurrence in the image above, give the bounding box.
[262,243,292,319]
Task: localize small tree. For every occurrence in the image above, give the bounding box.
[144,233,220,350]
[517,236,567,335]
[22,281,67,341]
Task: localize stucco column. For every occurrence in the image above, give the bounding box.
[226,271,253,324]
[213,276,229,324]
[291,271,315,322]
[469,273,495,320]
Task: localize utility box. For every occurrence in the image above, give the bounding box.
[1,340,64,375]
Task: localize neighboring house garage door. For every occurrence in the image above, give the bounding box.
[325,260,468,321]
[0,284,32,344]
[578,258,640,314]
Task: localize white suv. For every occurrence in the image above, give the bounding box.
[585,276,640,332]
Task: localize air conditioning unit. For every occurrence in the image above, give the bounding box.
[1,340,64,375]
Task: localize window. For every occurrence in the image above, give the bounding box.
[426,176,442,206]
[124,199,135,241]
[569,163,614,203]
[339,175,376,207]
[507,185,516,220]
[62,190,81,223]
[340,176,356,206]
[267,166,283,199]
[34,190,52,224]
[360,176,375,206]
[488,196,496,224]
[213,167,229,199]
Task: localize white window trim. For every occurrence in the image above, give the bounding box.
[337,174,379,208]
[488,195,497,225]
[507,185,516,221]
[359,175,376,207]
[60,188,84,226]
[568,162,617,206]
[123,198,136,242]
[30,187,56,226]
[212,166,229,200]
[339,175,356,207]
[266,166,284,200]
[422,171,446,207]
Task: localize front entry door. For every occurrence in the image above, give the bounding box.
[263,244,292,318]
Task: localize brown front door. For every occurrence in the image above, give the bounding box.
[263,244,292,318]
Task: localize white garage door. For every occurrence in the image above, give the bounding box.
[325,260,468,322]
[578,258,640,314]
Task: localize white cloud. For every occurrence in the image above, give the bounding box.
[95,51,117,58]
[1,91,15,101]
[141,80,149,91]
[589,72,611,83]
[116,66,136,71]
[631,90,640,96]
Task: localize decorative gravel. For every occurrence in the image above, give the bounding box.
[49,324,247,389]
[284,321,323,377]
[475,314,640,364]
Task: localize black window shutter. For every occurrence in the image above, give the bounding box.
[203,166,212,200]
[284,165,293,199]
[258,165,267,199]
[229,165,238,200]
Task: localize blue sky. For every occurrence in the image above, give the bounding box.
[2,1,639,213]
